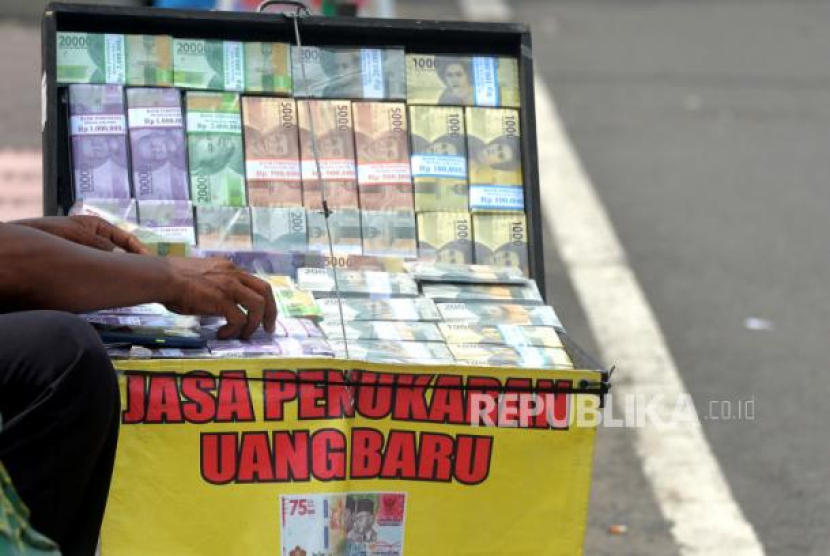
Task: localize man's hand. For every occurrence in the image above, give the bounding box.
[14,216,149,255]
[163,257,277,340]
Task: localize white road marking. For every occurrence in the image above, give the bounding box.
[458,1,767,554]
[458,0,512,22]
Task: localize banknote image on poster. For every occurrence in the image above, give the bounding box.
[125,34,173,86]
[297,100,360,210]
[68,84,131,199]
[281,493,405,556]
[406,54,520,107]
[57,32,126,84]
[291,46,405,99]
[127,87,189,201]
[185,92,247,207]
[242,97,302,207]
[466,107,524,212]
[353,102,413,211]
[244,42,292,94]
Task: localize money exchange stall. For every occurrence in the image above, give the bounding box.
[42,3,609,555]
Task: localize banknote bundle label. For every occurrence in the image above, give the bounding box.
[437,302,562,327]
[353,102,413,210]
[125,35,173,86]
[250,207,307,252]
[280,493,405,556]
[69,198,137,228]
[307,209,363,256]
[319,297,441,322]
[57,32,125,84]
[405,54,520,107]
[242,97,302,207]
[291,46,406,99]
[144,242,190,257]
[329,339,453,365]
[244,42,292,94]
[473,213,529,276]
[137,200,195,244]
[321,320,443,342]
[422,282,543,304]
[439,323,563,348]
[466,107,523,212]
[404,261,527,284]
[361,210,417,258]
[417,212,473,264]
[68,84,131,199]
[185,92,247,207]
[409,106,468,212]
[297,268,419,297]
[297,100,359,210]
[126,87,189,200]
[173,39,244,91]
[195,206,252,250]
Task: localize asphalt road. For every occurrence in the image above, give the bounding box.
[1,1,828,554]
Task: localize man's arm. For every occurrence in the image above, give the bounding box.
[0,222,276,339]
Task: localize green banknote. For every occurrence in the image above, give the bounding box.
[244,42,292,94]
[297,268,418,297]
[306,209,363,255]
[321,320,443,342]
[466,107,524,212]
[329,339,453,364]
[173,39,244,91]
[273,288,323,321]
[318,297,441,322]
[437,302,561,327]
[195,206,252,250]
[409,106,468,211]
[403,261,527,284]
[291,46,405,99]
[405,54,520,107]
[185,92,247,207]
[422,282,543,305]
[251,207,308,252]
[361,210,417,258]
[125,35,173,86]
[438,323,563,348]
[416,212,473,264]
[472,213,529,276]
[57,32,126,84]
[448,344,572,369]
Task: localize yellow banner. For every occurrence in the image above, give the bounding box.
[103,358,602,556]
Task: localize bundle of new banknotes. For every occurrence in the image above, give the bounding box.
[58,29,532,277]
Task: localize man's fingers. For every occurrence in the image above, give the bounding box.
[216,300,248,340]
[78,229,117,251]
[238,273,277,333]
[230,282,266,339]
[97,221,149,254]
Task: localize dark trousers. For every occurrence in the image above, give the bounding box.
[0,311,120,556]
